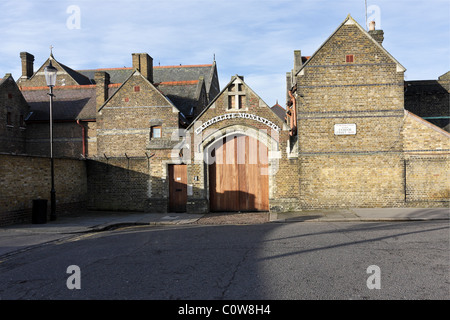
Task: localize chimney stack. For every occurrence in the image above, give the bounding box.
[132,53,153,83]
[20,52,34,79]
[294,50,302,75]
[368,21,384,45]
[95,71,110,112]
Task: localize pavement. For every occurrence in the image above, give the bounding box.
[0,207,448,258]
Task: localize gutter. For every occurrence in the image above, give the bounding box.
[287,90,297,136]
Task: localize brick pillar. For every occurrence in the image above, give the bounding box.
[20,52,34,79]
[132,53,153,83]
[95,71,110,112]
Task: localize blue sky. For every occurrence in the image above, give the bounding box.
[1,0,449,107]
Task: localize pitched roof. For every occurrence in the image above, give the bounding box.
[20,56,218,122]
[57,60,92,85]
[21,85,97,121]
[296,14,406,76]
[77,67,133,84]
[186,75,284,131]
[77,63,218,118]
[98,70,182,116]
[154,64,214,90]
[77,63,217,92]
[271,102,286,121]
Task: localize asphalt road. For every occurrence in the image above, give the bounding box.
[0,220,448,301]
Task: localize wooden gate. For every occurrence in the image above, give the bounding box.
[169,164,187,212]
[209,135,269,212]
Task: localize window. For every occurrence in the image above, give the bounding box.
[134,86,140,92]
[228,96,235,110]
[346,55,354,63]
[151,125,161,139]
[227,79,246,110]
[19,115,25,128]
[6,112,12,126]
[238,95,244,109]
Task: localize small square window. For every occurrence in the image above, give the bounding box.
[346,55,354,63]
[134,86,140,92]
[151,125,161,139]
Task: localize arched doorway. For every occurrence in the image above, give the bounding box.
[208,134,269,212]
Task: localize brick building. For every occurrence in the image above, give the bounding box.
[405,71,449,131]
[0,73,29,154]
[0,15,448,224]
[284,15,448,209]
[15,52,219,159]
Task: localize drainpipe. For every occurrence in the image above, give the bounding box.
[288,90,297,136]
[76,120,86,158]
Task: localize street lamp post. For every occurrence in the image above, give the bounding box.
[44,59,57,221]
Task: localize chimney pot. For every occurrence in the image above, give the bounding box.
[368,21,384,45]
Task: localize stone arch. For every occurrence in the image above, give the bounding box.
[196,124,281,208]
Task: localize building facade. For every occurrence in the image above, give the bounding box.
[0,15,448,224]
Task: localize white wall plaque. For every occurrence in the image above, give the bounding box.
[334,124,356,135]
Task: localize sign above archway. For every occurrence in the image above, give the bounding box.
[195,112,281,135]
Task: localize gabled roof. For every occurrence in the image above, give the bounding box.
[98,69,182,116]
[77,62,218,117]
[186,75,284,131]
[77,62,218,95]
[296,14,406,76]
[271,102,286,121]
[26,54,92,86]
[156,79,205,117]
[20,54,217,122]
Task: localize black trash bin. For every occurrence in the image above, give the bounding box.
[32,199,48,224]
